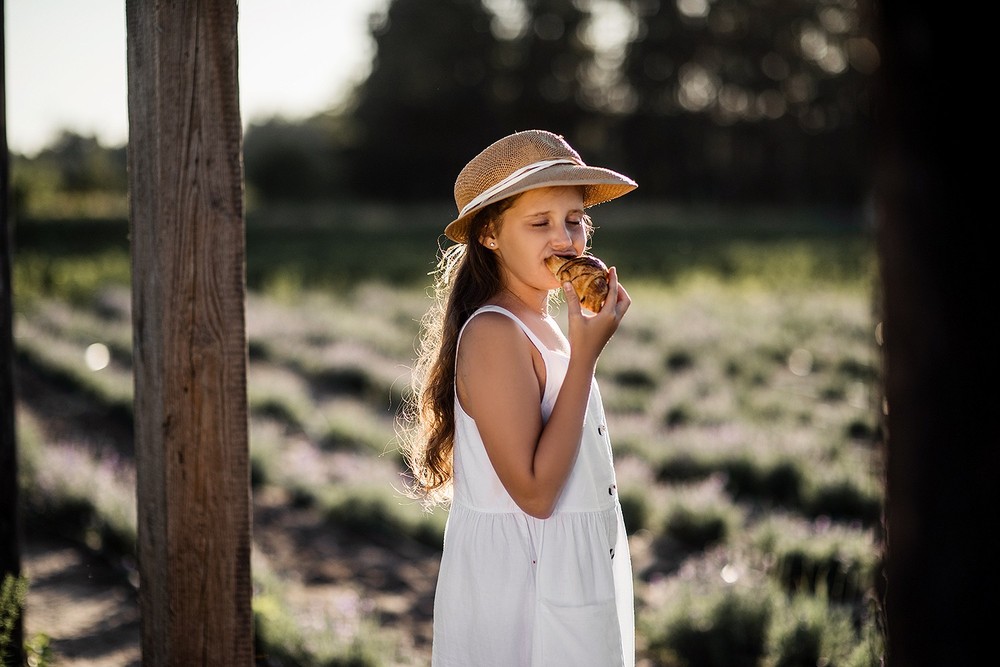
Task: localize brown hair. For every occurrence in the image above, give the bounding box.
[398,199,512,507]
[399,192,594,508]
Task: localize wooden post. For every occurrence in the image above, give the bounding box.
[874,2,994,665]
[0,3,26,665]
[126,1,251,664]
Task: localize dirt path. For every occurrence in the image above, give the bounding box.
[20,487,438,667]
[22,533,141,667]
[15,356,438,666]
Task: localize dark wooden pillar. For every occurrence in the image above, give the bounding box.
[0,2,25,664]
[874,2,995,665]
[126,1,252,664]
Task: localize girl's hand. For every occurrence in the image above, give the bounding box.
[563,266,630,362]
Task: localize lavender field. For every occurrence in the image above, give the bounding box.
[12,205,885,666]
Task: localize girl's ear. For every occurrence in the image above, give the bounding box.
[480,234,497,250]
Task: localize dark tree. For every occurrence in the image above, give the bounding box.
[494,0,596,138]
[35,131,127,194]
[243,116,343,201]
[619,0,876,204]
[343,0,504,201]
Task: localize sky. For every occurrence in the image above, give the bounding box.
[4,0,387,156]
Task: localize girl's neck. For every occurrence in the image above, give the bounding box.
[500,286,549,319]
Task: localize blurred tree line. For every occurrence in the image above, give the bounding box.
[11,131,128,217]
[12,0,878,217]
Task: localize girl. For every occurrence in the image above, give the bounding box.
[400,130,638,666]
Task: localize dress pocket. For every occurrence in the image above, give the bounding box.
[537,599,624,667]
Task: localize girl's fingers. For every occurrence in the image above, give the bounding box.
[615,278,631,317]
[563,282,582,317]
[601,267,621,316]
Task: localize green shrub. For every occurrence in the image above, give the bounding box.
[602,385,658,414]
[656,452,714,483]
[19,436,138,561]
[612,367,659,389]
[765,591,857,667]
[13,250,131,305]
[803,475,882,525]
[619,490,650,534]
[313,402,399,460]
[319,485,446,550]
[252,561,385,667]
[0,574,28,663]
[843,604,886,667]
[751,515,880,606]
[648,586,773,667]
[845,418,878,442]
[721,456,804,508]
[248,367,314,430]
[253,397,307,429]
[282,481,319,509]
[663,491,742,553]
[24,632,53,667]
[665,506,729,551]
[723,355,770,386]
[664,403,694,428]
[665,349,695,372]
[250,419,286,488]
[309,366,376,398]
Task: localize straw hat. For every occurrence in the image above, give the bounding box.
[445,130,637,243]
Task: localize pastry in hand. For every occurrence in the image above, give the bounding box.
[544,254,610,313]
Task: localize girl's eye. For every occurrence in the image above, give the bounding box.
[530,216,584,228]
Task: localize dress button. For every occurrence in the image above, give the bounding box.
[597,424,606,435]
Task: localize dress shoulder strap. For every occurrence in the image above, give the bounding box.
[456,305,548,357]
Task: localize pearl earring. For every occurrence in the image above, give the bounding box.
[489,241,496,248]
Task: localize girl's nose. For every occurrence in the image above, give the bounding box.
[551,223,575,249]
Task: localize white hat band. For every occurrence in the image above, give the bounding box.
[457,158,578,218]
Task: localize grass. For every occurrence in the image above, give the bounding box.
[251,552,394,667]
[11,203,884,665]
[0,574,28,663]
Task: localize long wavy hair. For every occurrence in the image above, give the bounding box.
[398,193,594,508]
[398,199,512,507]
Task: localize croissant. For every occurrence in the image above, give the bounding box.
[544,254,610,313]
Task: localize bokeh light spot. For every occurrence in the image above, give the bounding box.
[788,348,813,376]
[85,343,110,371]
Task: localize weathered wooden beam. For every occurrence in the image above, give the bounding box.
[126,1,251,664]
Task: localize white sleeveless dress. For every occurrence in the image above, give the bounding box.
[431,305,634,667]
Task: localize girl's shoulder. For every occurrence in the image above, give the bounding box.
[460,308,527,349]
[463,305,568,358]
[457,308,546,402]
[458,307,545,368]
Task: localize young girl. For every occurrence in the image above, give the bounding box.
[400,130,638,666]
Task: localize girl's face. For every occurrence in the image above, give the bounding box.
[488,186,588,292]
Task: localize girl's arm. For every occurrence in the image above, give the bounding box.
[458,268,630,518]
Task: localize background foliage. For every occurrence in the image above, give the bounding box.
[10,0,876,217]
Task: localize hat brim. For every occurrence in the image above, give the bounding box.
[444,164,637,243]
